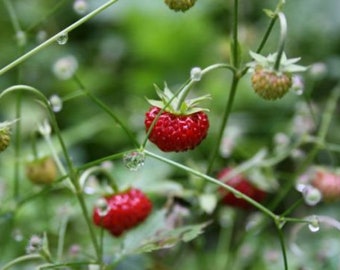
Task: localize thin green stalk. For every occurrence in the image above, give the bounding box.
[0,85,101,261]
[73,75,139,148]
[0,0,119,76]
[270,83,340,211]
[2,0,21,33]
[274,221,288,270]
[1,254,43,270]
[176,64,236,110]
[232,0,240,68]
[273,12,287,71]
[256,16,277,54]
[57,216,68,261]
[145,150,276,219]
[13,93,22,199]
[207,76,240,174]
[77,151,126,171]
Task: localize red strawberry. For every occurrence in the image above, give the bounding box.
[217,168,266,210]
[145,83,210,152]
[145,106,209,152]
[311,169,340,201]
[93,188,152,237]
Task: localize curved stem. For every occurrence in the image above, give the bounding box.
[207,75,240,174]
[273,12,287,71]
[145,150,276,219]
[1,255,43,270]
[79,166,119,193]
[0,85,101,261]
[0,0,119,76]
[270,82,340,211]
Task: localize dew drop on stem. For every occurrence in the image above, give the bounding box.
[123,151,145,171]
[49,94,63,112]
[56,32,68,45]
[308,215,320,233]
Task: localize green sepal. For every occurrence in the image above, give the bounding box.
[147,82,210,116]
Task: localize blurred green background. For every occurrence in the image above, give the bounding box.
[1,0,340,269]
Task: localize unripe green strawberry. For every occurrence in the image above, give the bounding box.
[248,51,307,101]
[251,65,292,100]
[311,169,340,201]
[0,126,10,152]
[26,156,57,184]
[164,0,196,12]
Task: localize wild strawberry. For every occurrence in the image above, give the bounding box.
[145,83,210,152]
[92,188,152,237]
[25,156,57,184]
[145,106,209,152]
[248,51,307,100]
[164,0,196,12]
[0,123,11,152]
[217,168,266,210]
[311,168,340,201]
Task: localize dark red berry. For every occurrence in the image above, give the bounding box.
[218,168,266,210]
[144,106,209,152]
[93,188,152,237]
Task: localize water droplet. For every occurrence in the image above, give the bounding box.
[36,30,47,43]
[73,0,88,15]
[16,31,27,47]
[302,185,322,206]
[83,175,100,195]
[38,119,51,136]
[52,55,78,80]
[190,67,202,81]
[12,229,23,242]
[96,198,109,217]
[56,32,68,45]
[49,94,63,112]
[307,215,320,232]
[123,151,145,171]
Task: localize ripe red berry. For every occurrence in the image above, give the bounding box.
[92,188,152,237]
[311,169,340,201]
[145,106,209,152]
[251,66,292,100]
[217,168,266,210]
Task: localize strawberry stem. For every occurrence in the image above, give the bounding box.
[274,12,287,71]
[79,166,119,194]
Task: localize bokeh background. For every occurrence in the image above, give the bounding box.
[1,0,340,269]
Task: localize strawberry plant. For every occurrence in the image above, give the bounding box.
[1,0,340,269]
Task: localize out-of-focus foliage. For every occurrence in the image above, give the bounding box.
[1,0,340,269]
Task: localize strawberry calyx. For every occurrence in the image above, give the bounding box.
[146,83,210,116]
[248,51,307,75]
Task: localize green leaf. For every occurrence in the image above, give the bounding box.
[135,221,211,253]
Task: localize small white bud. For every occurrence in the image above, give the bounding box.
[190,67,202,81]
[52,55,78,80]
